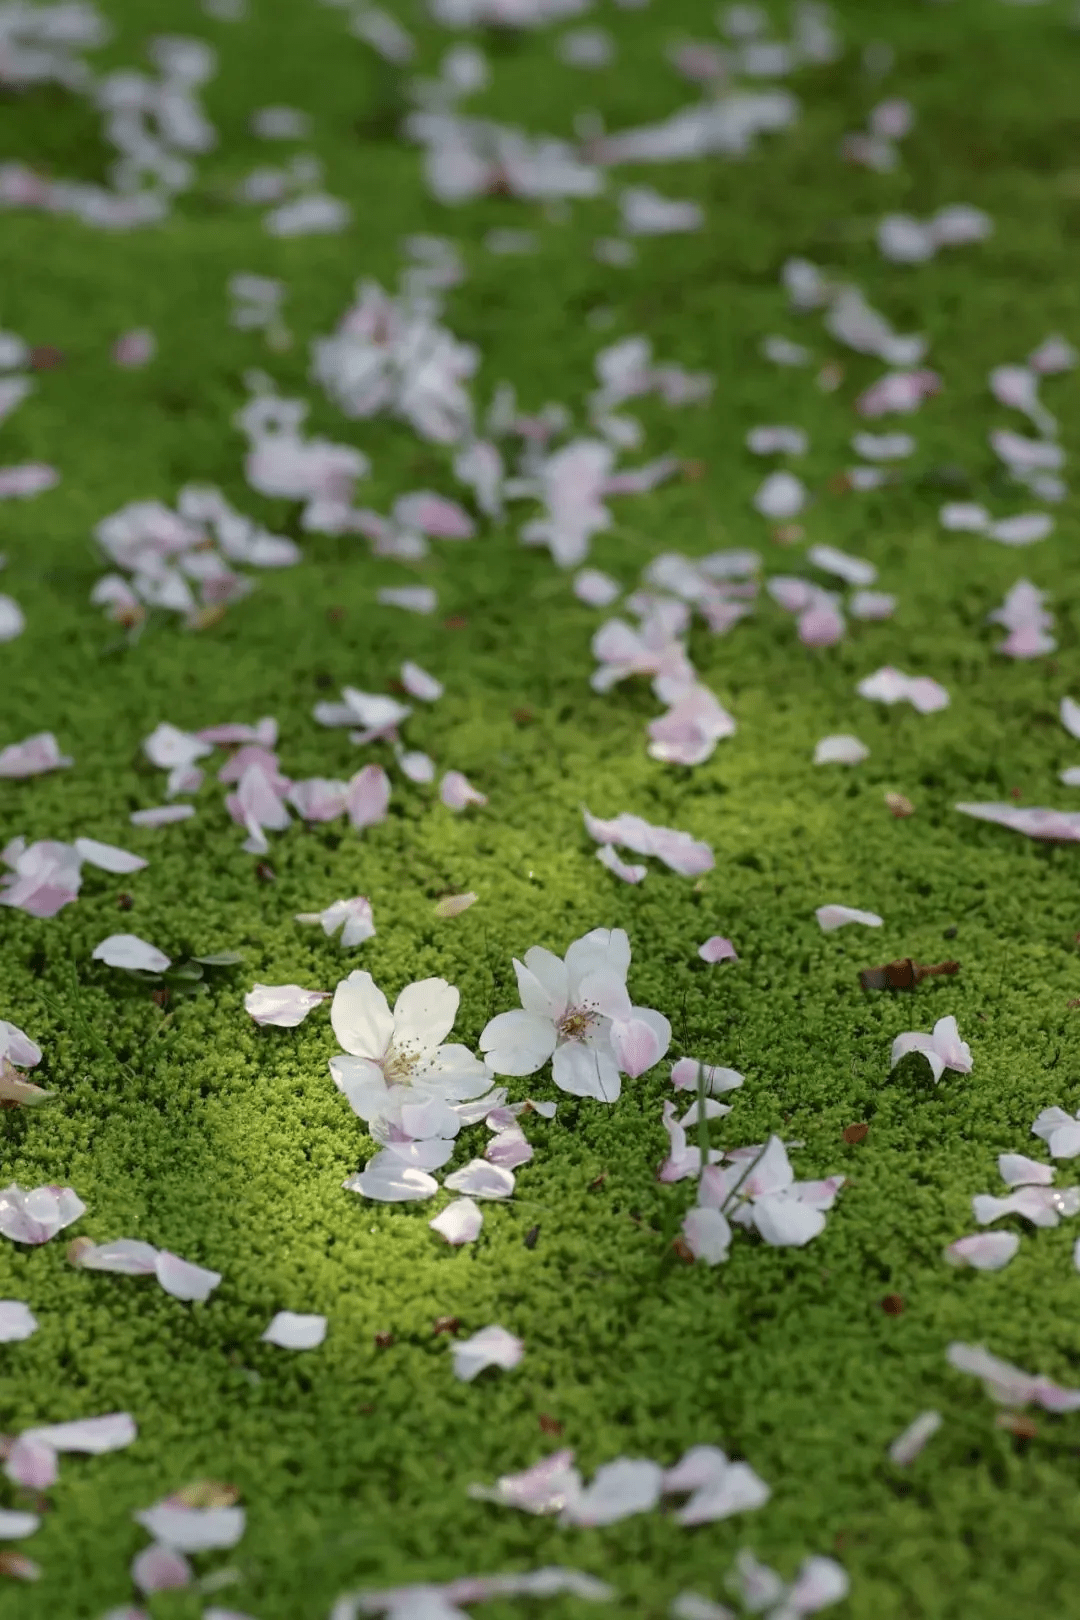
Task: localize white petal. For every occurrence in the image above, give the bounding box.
[682,1207,732,1264]
[392,977,459,1057]
[443,1160,515,1199]
[815,904,883,932]
[331,970,394,1058]
[24,1412,136,1453]
[0,1509,39,1539]
[887,1410,942,1466]
[92,934,171,972]
[561,1459,664,1527]
[564,926,631,993]
[344,1156,438,1202]
[429,1198,483,1245]
[74,1238,159,1275]
[0,1300,37,1341]
[552,1037,622,1102]
[73,836,147,874]
[245,984,328,1027]
[154,1251,222,1302]
[479,1010,557,1076]
[450,1324,524,1381]
[261,1311,327,1349]
[751,1193,826,1246]
[945,1232,1019,1271]
[674,1460,770,1525]
[516,949,569,1018]
[135,1504,245,1552]
[813,734,869,766]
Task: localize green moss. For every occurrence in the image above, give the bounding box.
[3,0,1080,1615]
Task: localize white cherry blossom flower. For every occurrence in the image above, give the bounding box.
[329,971,492,1136]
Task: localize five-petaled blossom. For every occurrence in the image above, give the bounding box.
[479,927,670,1103]
[329,971,493,1139]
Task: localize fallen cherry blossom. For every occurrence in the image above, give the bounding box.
[947,1343,1080,1411]
[0,1184,85,1245]
[0,595,25,641]
[816,905,882,932]
[261,1311,327,1349]
[332,1566,614,1620]
[441,770,487,810]
[444,1160,515,1199]
[1032,1106,1080,1158]
[132,1544,193,1594]
[130,805,195,828]
[69,1237,221,1301]
[698,936,738,964]
[891,1015,971,1081]
[451,1325,524,1382]
[945,1232,1020,1271]
[92,933,171,973]
[343,1155,439,1203]
[955,803,1080,842]
[295,897,376,947]
[0,733,72,778]
[244,984,330,1027]
[583,808,713,876]
[888,1410,942,1467]
[0,1301,37,1342]
[813,735,868,765]
[430,1198,483,1244]
[857,666,949,713]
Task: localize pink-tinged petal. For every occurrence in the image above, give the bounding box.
[112,329,156,367]
[786,1556,850,1612]
[552,1038,621,1103]
[398,748,436,783]
[343,1156,439,1203]
[467,1450,582,1516]
[850,589,896,621]
[573,568,620,607]
[392,978,459,1055]
[890,1030,936,1068]
[440,770,487,810]
[92,934,170,973]
[480,1010,557,1077]
[132,1545,192,1594]
[130,804,195,828]
[0,1300,37,1342]
[331,970,394,1059]
[154,1251,221,1302]
[346,764,390,831]
[945,1232,1019,1270]
[261,1311,326,1350]
[429,1198,483,1245]
[73,836,147,874]
[815,904,883,932]
[610,1014,668,1078]
[0,1021,41,1068]
[999,1153,1053,1187]
[683,1207,732,1264]
[888,1410,942,1466]
[0,463,59,499]
[71,1238,159,1275]
[674,1460,770,1526]
[0,733,72,778]
[596,844,647,883]
[400,660,443,701]
[393,492,474,539]
[245,984,329,1028]
[485,1128,533,1170]
[698,936,738,963]
[0,1184,86,1245]
[287,779,348,821]
[443,1160,515,1199]
[561,1459,664,1528]
[798,600,845,647]
[451,1325,524,1382]
[4,1437,56,1489]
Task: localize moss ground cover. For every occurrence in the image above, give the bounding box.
[4,0,1080,1615]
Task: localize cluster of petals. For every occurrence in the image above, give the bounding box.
[1,833,145,917]
[947,1343,1080,1412]
[876,205,992,265]
[681,1136,844,1259]
[583,808,713,878]
[470,1442,769,1529]
[295,896,376,947]
[0,1183,85,1245]
[332,1566,613,1620]
[856,666,948,713]
[132,1492,246,1594]
[3,1412,136,1498]
[988,580,1054,659]
[69,1236,222,1301]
